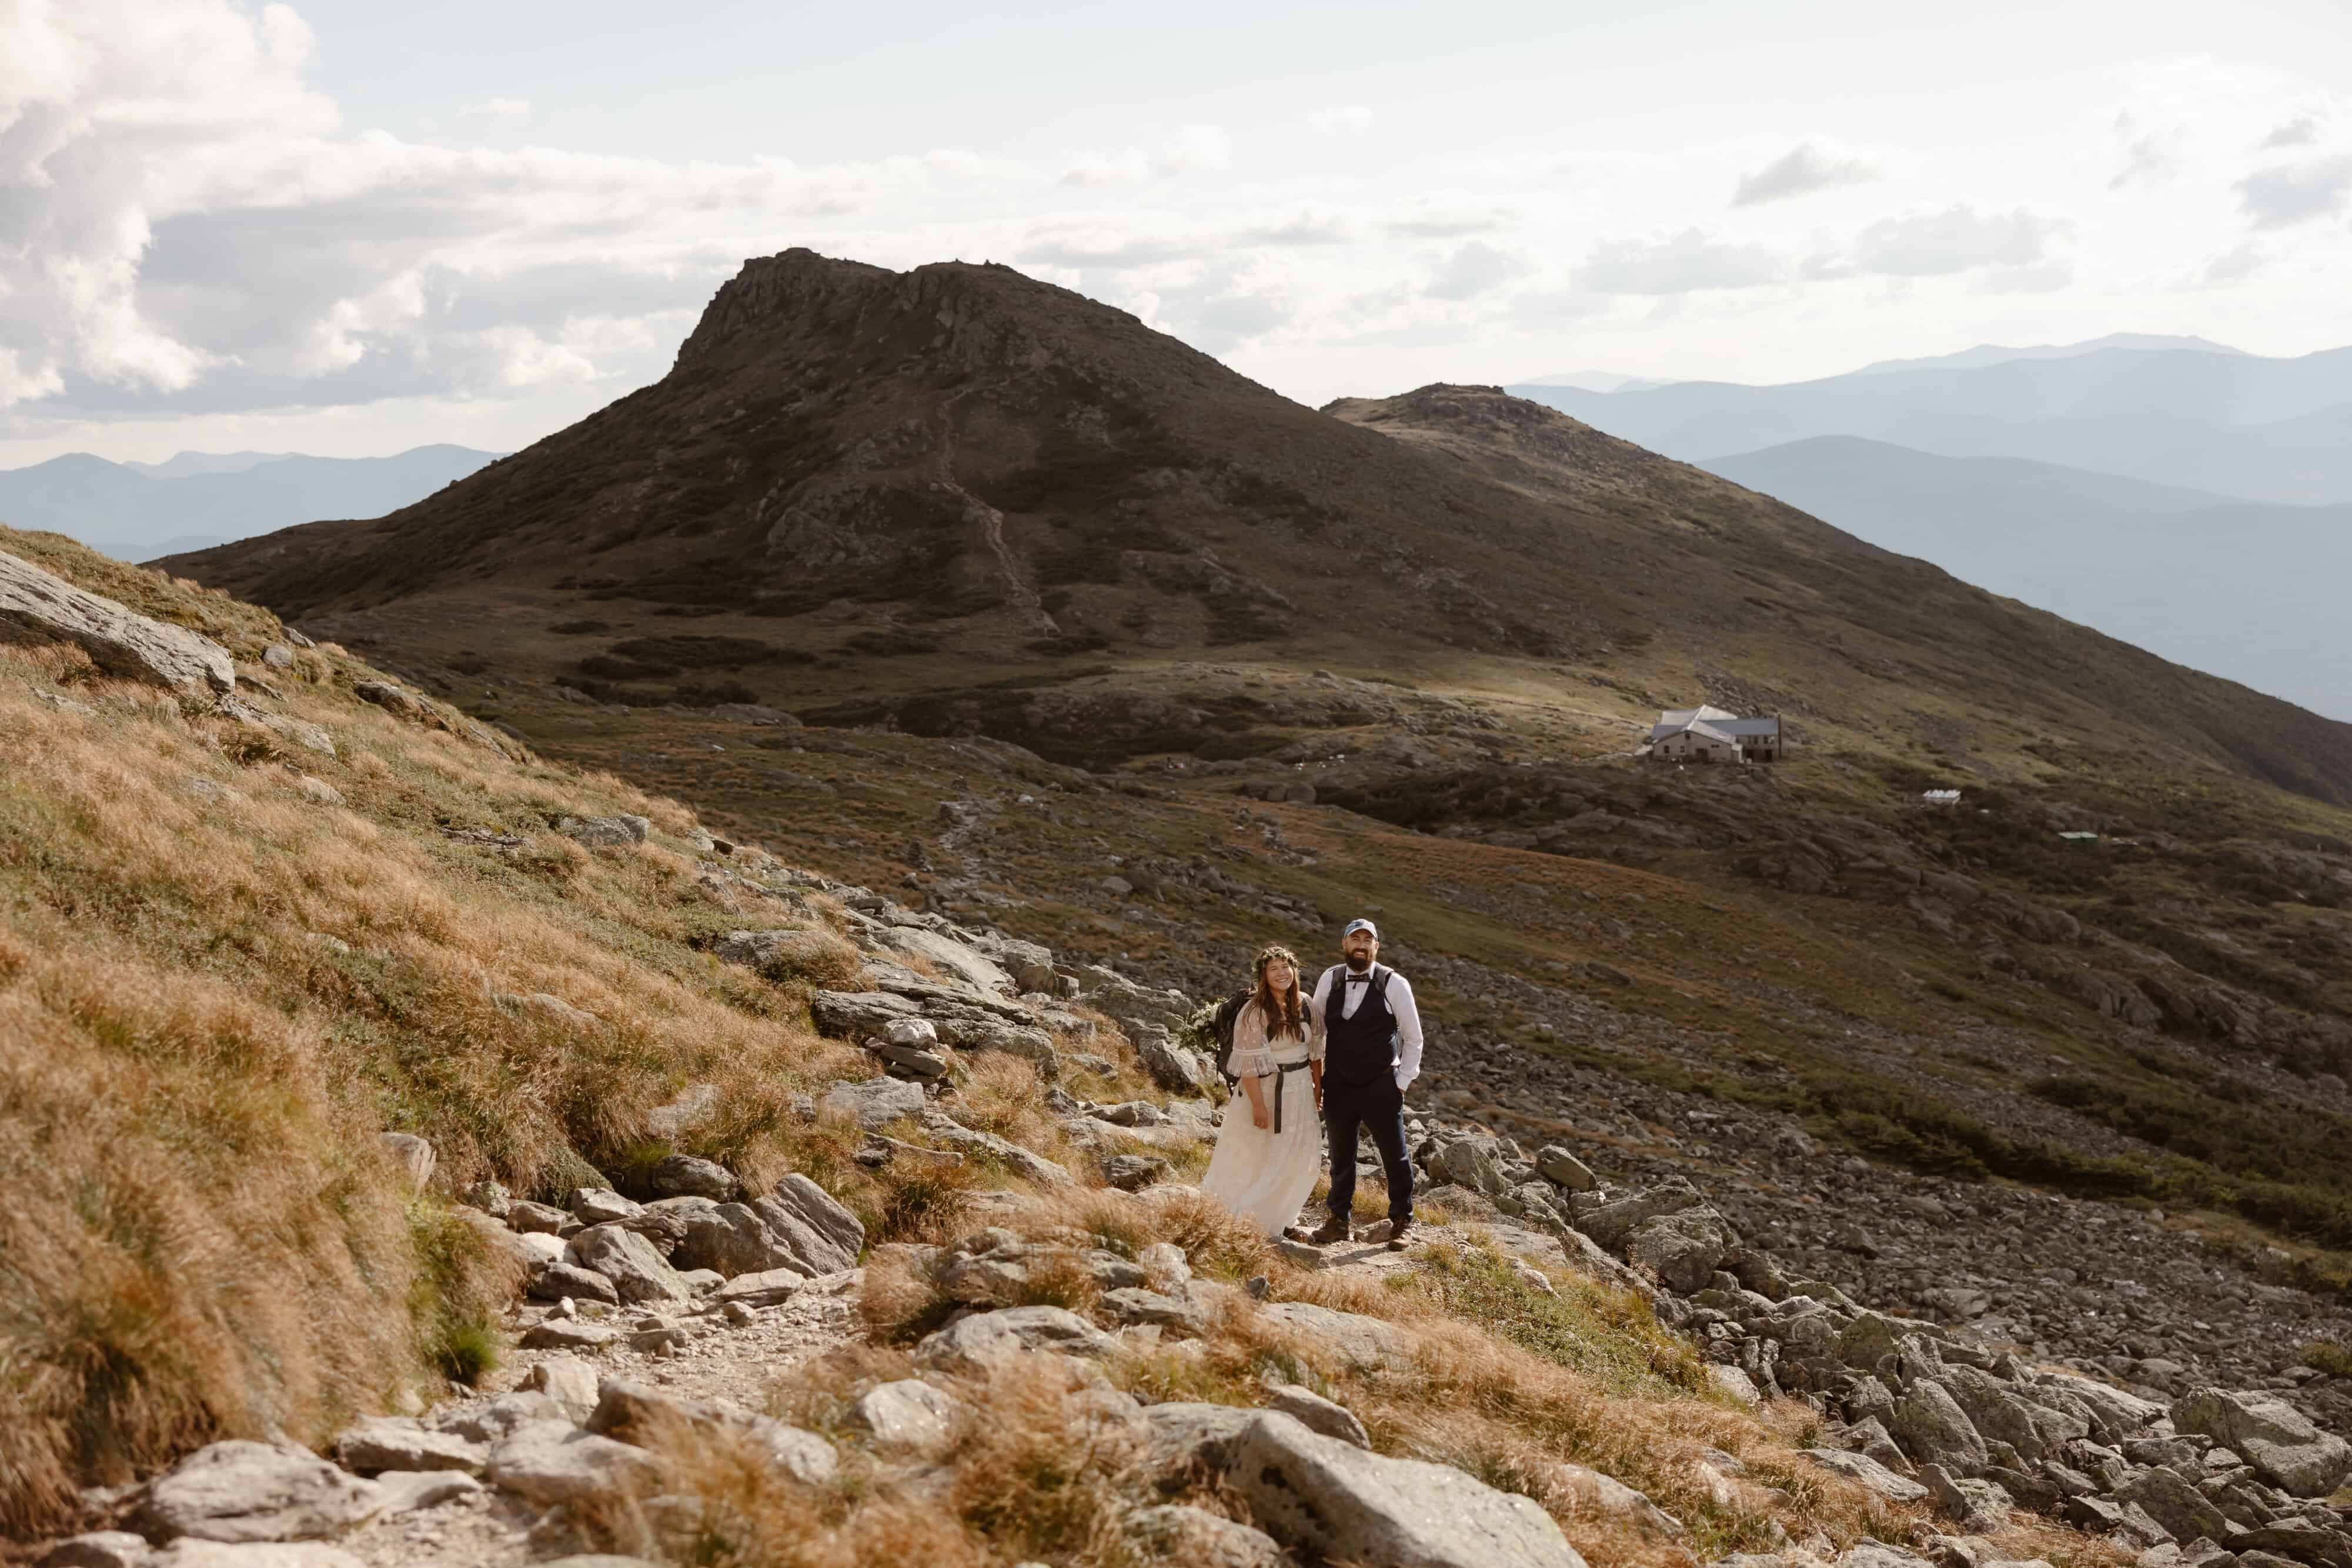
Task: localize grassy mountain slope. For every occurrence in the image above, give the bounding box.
[150,258,2352,1359]
[0,527,1948,1568]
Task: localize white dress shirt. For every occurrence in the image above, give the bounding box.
[1308,964,1424,1092]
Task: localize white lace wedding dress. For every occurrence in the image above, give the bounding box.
[1198,997,1326,1236]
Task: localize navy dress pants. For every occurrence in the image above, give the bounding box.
[1324,1074,1413,1224]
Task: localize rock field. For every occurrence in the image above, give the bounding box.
[33,867,2352,1568]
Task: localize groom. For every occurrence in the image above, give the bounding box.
[1308,918,1424,1250]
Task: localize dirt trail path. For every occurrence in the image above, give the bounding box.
[930,382,1059,638]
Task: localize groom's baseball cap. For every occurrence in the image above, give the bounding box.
[1341,918,1380,940]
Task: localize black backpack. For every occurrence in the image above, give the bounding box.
[1207,988,1252,1086]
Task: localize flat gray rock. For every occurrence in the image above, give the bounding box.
[1125,1503,1288,1567]
[485,1420,661,1507]
[916,1305,1111,1373]
[1800,1449,1929,1504]
[331,1417,485,1476]
[845,1379,961,1455]
[1266,1382,1371,1449]
[35,1533,152,1567]
[713,1266,808,1307]
[1258,1300,1415,1370]
[0,547,235,696]
[149,1544,368,1566]
[135,1441,382,1544]
[821,1075,928,1129]
[1227,1410,1588,1567]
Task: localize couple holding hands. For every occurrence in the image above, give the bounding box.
[1198,919,1425,1251]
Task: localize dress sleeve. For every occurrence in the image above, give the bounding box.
[1225,1001,1277,1079]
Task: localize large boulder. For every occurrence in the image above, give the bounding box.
[810,991,923,1038]
[746,1174,866,1275]
[565,1223,690,1304]
[916,1305,1112,1374]
[1887,1380,1987,1469]
[135,1442,382,1543]
[331,1418,486,1476]
[1572,1177,1706,1252]
[664,1201,803,1277]
[1622,1206,1733,1295]
[2172,1388,2352,1497]
[844,1379,963,1455]
[918,1109,1071,1185]
[485,1421,662,1507]
[0,547,235,696]
[1257,1302,1416,1372]
[1133,1025,1211,1094]
[1428,1136,1510,1197]
[649,1154,736,1200]
[1800,1450,1928,1504]
[1225,1411,1589,1568]
[820,1075,927,1129]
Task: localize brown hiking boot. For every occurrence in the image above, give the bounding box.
[1384,1218,1413,1251]
[1309,1214,1352,1245]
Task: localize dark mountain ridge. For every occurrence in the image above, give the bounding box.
[167,250,2352,808]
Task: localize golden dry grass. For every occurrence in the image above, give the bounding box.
[767,1182,1917,1568]
[0,597,954,1532]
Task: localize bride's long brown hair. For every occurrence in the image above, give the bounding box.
[1250,945,1307,1041]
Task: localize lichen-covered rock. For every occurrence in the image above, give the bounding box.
[1227,1411,1589,1568]
[0,547,235,695]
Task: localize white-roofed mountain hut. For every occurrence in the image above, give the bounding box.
[1645,705,1783,763]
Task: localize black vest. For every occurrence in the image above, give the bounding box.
[1322,964,1398,1086]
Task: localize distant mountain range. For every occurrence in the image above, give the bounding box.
[1702,436,2352,721]
[1508,339,2352,504]
[0,445,503,563]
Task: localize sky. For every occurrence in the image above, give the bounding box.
[4,0,2352,465]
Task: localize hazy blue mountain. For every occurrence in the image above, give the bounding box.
[1705,434,2352,720]
[0,445,502,563]
[1507,342,2352,503]
[1514,369,1676,392]
[1848,332,2247,376]
[123,451,296,479]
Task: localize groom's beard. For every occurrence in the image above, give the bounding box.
[1344,955,1372,972]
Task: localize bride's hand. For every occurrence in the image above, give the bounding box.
[1251,1102,1270,1130]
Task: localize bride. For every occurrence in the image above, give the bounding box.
[1198,945,1326,1236]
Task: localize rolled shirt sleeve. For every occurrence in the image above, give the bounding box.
[1389,973,1424,1092]
[1305,994,1326,1063]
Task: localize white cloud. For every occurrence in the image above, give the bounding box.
[1383,197,1519,238]
[2237,155,2352,229]
[0,0,998,426]
[1059,123,1232,186]
[1158,123,1231,173]
[1425,241,1532,301]
[1305,105,1373,137]
[462,97,531,121]
[1838,203,2073,278]
[1731,140,1879,206]
[2261,115,2321,149]
[1578,229,1786,295]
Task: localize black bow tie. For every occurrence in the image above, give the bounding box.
[1346,974,1371,984]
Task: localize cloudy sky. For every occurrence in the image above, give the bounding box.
[5,0,2351,464]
